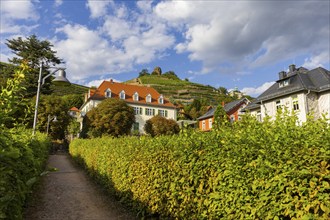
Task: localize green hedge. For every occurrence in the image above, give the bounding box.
[70,114,330,219]
[0,128,51,219]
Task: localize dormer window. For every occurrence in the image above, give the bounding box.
[105,88,111,98]
[119,90,125,99]
[158,95,164,104]
[279,79,289,88]
[146,94,152,103]
[133,92,139,101]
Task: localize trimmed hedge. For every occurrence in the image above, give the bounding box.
[70,114,330,219]
[0,129,51,219]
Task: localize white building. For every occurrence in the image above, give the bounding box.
[80,80,177,134]
[244,65,330,122]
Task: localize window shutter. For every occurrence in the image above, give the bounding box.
[153,109,155,115]
[165,110,168,117]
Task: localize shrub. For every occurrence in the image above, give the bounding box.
[144,115,180,137]
[70,112,330,219]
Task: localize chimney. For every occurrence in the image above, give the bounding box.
[278,71,287,80]
[289,64,296,72]
[110,79,114,84]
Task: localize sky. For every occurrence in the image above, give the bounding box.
[1,0,329,97]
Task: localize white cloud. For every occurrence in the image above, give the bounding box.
[302,52,330,69]
[54,0,63,7]
[86,0,113,18]
[0,0,38,20]
[84,77,121,88]
[155,1,330,74]
[241,82,274,97]
[0,0,39,34]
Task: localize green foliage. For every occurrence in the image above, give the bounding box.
[85,98,135,137]
[70,112,330,219]
[0,63,51,219]
[144,115,180,137]
[0,62,32,128]
[162,71,180,80]
[139,69,150,77]
[36,95,71,140]
[61,94,84,109]
[5,35,62,97]
[213,105,229,129]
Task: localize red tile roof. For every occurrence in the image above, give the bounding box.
[89,80,176,108]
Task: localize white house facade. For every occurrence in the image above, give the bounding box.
[80,80,177,134]
[245,65,330,122]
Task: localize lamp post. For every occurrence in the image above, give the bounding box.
[32,61,70,136]
[46,115,58,135]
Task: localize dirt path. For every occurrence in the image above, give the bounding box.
[24,152,138,220]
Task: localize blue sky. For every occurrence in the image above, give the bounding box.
[1,0,329,97]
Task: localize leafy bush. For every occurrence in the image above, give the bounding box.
[0,63,51,219]
[70,112,330,219]
[84,98,135,137]
[144,115,180,137]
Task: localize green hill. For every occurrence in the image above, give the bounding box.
[126,75,235,105]
[50,83,89,96]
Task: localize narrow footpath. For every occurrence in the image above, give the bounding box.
[24,152,137,220]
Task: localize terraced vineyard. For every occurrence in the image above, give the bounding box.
[126,75,232,105]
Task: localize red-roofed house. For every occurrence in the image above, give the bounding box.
[80,80,177,134]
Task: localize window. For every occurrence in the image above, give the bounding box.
[158,95,164,104]
[230,116,235,123]
[158,109,168,117]
[276,100,282,110]
[133,107,142,115]
[292,96,299,111]
[133,92,139,101]
[105,88,111,98]
[202,121,206,130]
[119,90,125,99]
[209,118,213,128]
[279,79,289,88]
[256,111,261,122]
[146,94,152,103]
[145,108,155,116]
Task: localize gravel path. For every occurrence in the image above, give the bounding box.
[24,152,137,220]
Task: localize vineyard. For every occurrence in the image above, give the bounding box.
[70,113,330,219]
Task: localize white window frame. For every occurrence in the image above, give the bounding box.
[146,94,152,103]
[133,107,142,115]
[256,111,261,122]
[202,121,206,130]
[292,96,299,111]
[133,92,139,101]
[276,100,282,110]
[145,108,155,116]
[158,109,168,117]
[105,88,111,98]
[120,90,125,99]
[158,95,164,104]
[209,118,213,128]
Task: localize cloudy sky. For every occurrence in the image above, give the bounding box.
[1,0,329,97]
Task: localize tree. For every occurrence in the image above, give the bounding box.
[85,99,135,137]
[5,35,62,97]
[37,95,71,140]
[144,115,180,137]
[213,105,229,129]
[218,86,228,95]
[62,94,84,109]
[139,69,150,77]
[163,71,179,80]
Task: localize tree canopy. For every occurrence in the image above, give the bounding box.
[144,115,180,137]
[5,35,62,97]
[85,99,135,137]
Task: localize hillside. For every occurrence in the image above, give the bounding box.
[126,75,235,105]
[50,83,89,96]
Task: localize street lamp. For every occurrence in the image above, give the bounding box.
[46,115,58,134]
[32,61,70,136]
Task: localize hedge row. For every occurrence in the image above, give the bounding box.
[70,114,330,219]
[0,129,51,219]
